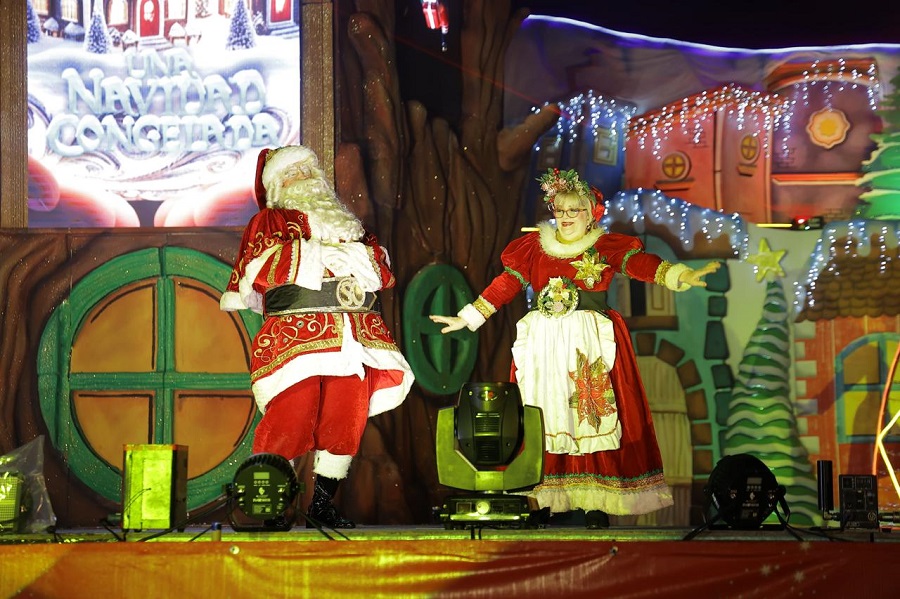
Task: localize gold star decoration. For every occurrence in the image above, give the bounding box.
[570,251,609,289]
[746,238,786,282]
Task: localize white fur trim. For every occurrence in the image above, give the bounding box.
[458,303,487,331]
[251,314,414,417]
[538,221,603,258]
[664,263,691,292]
[219,291,246,311]
[313,450,353,479]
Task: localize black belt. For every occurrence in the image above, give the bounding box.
[577,290,610,313]
[531,289,610,317]
[264,279,379,316]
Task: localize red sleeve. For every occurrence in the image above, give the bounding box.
[225,209,309,294]
[363,231,396,290]
[480,233,538,309]
[598,233,665,285]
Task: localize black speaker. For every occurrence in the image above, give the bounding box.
[816,460,834,512]
[705,454,783,530]
[839,474,879,529]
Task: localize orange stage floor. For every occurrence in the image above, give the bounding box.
[2,525,900,598]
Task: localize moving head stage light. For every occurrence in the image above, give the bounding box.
[436,381,544,529]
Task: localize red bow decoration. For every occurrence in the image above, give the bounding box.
[590,187,605,221]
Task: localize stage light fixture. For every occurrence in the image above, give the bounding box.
[226,453,301,531]
[0,472,26,533]
[436,382,544,529]
[704,453,785,530]
[790,215,824,230]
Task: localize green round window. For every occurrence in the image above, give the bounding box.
[37,247,261,508]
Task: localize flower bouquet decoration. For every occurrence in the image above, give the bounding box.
[536,277,579,318]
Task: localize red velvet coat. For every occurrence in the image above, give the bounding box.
[221,208,412,418]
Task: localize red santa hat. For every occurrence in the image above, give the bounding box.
[254,148,270,210]
[257,145,325,209]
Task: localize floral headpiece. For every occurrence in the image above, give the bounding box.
[538,168,590,203]
[538,168,605,221]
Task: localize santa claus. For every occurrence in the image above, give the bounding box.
[221,145,414,528]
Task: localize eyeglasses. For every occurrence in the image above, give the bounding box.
[280,164,313,182]
[550,207,587,218]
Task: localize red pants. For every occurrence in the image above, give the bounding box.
[252,371,372,461]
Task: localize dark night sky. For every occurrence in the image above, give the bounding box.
[513,0,900,48]
[396,0,900,122]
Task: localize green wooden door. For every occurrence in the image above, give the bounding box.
[402,264,478,395]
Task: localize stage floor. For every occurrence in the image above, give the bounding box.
[3,521,899,544]
[3,524,900,598]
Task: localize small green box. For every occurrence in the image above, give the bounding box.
[122,444,188,531]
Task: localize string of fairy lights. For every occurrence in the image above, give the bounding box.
[532,90,637,153]
[533,59,880,162]
[628,85,794,160]
[600,188,750,257]
[795,220,900,313]
[795,59,880,111]
[528,58,894,315]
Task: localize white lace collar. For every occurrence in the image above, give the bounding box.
[537,221,603,258]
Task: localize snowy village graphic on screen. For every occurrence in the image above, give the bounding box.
[26,0,301,227]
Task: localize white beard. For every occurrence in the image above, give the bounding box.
[273,179,365,243]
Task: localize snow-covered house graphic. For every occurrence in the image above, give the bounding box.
[794,221,900,512]
[27,1,299,51]
[623,62,883,228]
[766,58,883,223]
[624,84,789,224]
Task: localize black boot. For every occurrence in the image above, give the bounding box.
[306,476,356,529]
[585,510,610,529]
[526,506,551,528]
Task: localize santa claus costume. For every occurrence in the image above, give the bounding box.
[221,146,414,527]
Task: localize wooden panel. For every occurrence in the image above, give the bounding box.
[0,4,27,227]
[302,0,335,179]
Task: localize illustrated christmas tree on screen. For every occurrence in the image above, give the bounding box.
[723,239,820,526]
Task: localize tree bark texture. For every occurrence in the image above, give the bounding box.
[333,0,558,523]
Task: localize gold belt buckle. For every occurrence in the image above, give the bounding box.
[335,278,365,310]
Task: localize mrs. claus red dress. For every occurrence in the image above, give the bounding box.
[458,222,687,515]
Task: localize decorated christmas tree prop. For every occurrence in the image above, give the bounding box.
[723,239,820,526]
[226,0,257,50]
[856,68,900,219]
[26,0,42,44]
